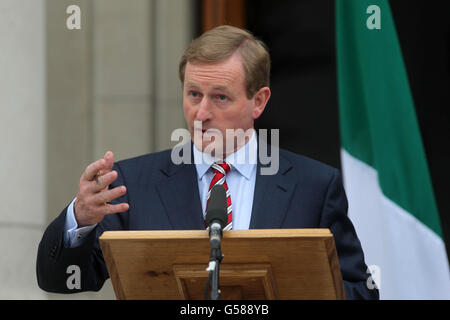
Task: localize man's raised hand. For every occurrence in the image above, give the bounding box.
[74,151,129,227]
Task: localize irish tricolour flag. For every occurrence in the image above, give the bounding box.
[336,0,450,299]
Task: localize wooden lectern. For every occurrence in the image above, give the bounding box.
[99,229,345,300]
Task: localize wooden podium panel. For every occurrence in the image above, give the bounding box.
[99,229,345,300]
[173,263,277,299]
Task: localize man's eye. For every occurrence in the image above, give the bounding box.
[216,94,227,101]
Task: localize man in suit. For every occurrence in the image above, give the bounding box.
[37,25,379,299]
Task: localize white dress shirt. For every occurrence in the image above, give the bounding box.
[193,130,257,230]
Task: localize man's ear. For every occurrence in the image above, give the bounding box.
[251,87,271,120]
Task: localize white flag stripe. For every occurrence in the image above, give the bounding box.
[342,149,450,299]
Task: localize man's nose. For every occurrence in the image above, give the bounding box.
[195,97,212,121]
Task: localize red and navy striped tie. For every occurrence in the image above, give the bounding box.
[205,161,232,230]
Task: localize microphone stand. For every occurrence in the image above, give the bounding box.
[205,222,224,300]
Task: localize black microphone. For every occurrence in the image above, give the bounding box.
[205,184,228,248]
[204,184,228,300]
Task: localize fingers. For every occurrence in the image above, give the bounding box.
[90,186,129,217]
[88,170,118,193]
[74,184,129,226]
[75,151,129,226]
[83,158,106,182]
[83,151,114,182]
[101,202,130,216]
[103,150,114,172]
[92,185,127,205]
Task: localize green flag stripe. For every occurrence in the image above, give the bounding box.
[336,0,442,237]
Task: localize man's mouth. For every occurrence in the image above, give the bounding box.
[195,128,212,133]
[194,128,206,134]
[194,128,222,141]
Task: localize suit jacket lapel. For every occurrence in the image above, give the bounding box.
[249,147,296,229]
[155,146,204,230]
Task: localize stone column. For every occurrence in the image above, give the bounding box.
[0,0,47,299]
[44,0,194,299]
[152,0,193,151]
[92,0,154,161]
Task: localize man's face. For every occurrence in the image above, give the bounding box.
[182,51,269,157]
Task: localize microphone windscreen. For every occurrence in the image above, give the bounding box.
[205,184,228,228]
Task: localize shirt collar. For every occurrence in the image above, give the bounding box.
[193,130,257,181]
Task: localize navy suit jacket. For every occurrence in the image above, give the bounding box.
[37,145,379,300]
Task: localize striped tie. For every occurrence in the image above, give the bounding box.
[205,161,232,231]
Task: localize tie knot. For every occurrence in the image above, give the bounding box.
[211,161,230,175]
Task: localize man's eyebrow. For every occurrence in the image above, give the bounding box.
[211,85,230,92]
[184,82,200,89]
[184,83,231,93]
